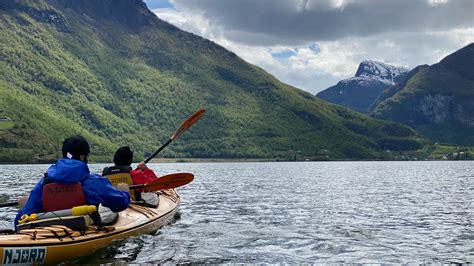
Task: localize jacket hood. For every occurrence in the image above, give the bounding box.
[46,159,90,183]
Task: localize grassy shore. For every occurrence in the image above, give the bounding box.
[1,143,473,164]
[148,158,277,163]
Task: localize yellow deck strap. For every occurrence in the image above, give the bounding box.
[18,205,97,224]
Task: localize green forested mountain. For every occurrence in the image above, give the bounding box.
[0,0,426,162]
[370,43,474,145]
[368,65,430,113]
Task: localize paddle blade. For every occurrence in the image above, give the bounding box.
[140,173,194,192]
[0,201,17,208]
[171,109,205,140]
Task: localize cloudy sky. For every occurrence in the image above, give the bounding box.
[144,0,473,94]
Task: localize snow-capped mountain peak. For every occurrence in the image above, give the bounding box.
[316,60,411,114]
[355,60,409,83]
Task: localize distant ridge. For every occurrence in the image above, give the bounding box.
[370,43,474,145]
[369,65,430,113]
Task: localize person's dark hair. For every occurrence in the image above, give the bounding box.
[113,146,134,166]
[62,135,90,161]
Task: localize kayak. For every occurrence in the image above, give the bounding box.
[0,189,180,264]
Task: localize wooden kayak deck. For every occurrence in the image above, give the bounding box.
[0,189,180,264]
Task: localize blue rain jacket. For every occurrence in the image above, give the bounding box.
[15,159,130,228]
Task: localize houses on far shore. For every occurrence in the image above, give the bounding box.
[442,150,471,160]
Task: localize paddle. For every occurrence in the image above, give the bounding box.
[1,173,194,208]
[144,108,206,163]
[129,172,194,192]
[0,108,204,209]
[0,201,17,208]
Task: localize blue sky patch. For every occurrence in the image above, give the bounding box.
[308,43,321,54]
[143,0,174,9]
[271,49,296,59]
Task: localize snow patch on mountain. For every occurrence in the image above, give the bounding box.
[355,60,409,84]
[335,60,409,94]
[340,75,393,87]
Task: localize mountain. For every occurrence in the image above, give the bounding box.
[0,0,426,163]
[368,65,430,113]
[370,43,474,145]
[317,60,409,113]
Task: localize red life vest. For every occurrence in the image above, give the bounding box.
[42,182,87,212]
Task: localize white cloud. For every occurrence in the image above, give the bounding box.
[152,1,474,93]
[426,0,450,7]
[169,0,473,45]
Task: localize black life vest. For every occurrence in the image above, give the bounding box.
[102,165,137,200]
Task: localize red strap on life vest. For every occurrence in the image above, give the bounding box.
[42,182,87,212]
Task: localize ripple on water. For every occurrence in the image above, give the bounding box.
[0,161,472,263]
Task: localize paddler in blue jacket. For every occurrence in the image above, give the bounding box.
[15,135,131,229]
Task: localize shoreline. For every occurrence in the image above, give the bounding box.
[148,158,473,163]
[1,158,472,165]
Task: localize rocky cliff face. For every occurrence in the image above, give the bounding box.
[317,60,409,114]
[419,94,454,123]
[370,43,474,145]
[415,92,474,127]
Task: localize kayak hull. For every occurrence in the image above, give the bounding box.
[0,190,180,264]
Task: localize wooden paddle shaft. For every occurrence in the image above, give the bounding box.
[144,138,172,164]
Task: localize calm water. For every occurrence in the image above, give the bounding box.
[0,161,473,263]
